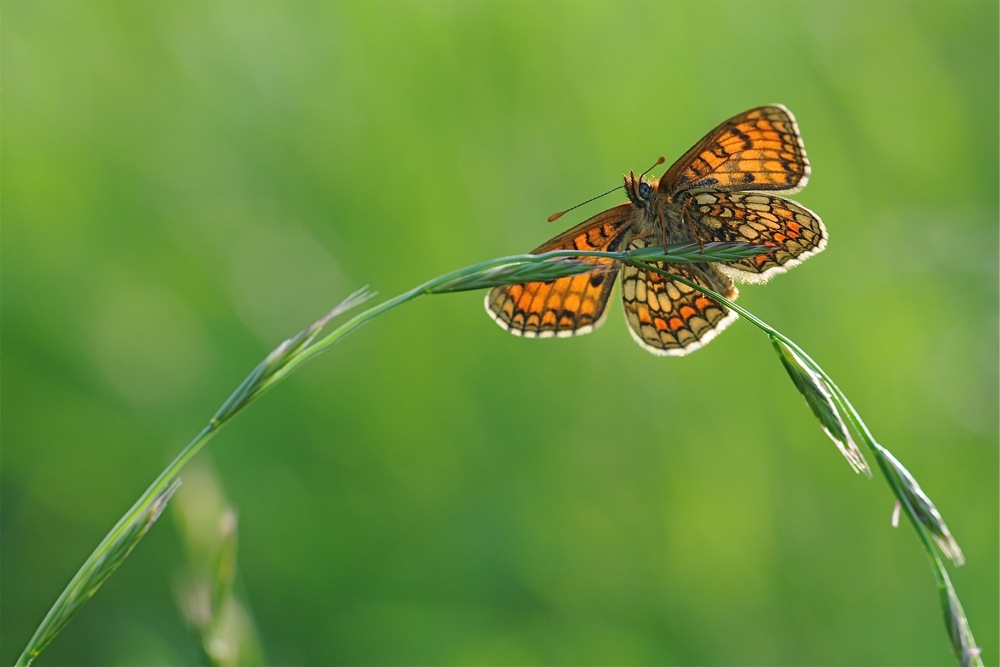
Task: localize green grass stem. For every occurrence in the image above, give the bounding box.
[16,243,981,667]
[626,255,979,666]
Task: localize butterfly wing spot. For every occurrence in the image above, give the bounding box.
[729,127,754,149]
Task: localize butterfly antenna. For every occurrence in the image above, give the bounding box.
[640,156,666,180]
[547,184,623,222]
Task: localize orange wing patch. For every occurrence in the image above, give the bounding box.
[659,105,810,196]
[485,205,634,338]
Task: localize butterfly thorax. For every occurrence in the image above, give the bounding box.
[623,172,691,246]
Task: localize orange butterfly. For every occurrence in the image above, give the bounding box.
[485,104,827,356]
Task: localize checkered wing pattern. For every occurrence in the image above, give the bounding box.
[485,205,633,338]
[681,191,827,283]
[659,105,810,196]
[620,238,739,356]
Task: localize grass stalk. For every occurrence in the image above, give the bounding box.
[626,255,980,666]
[17,243,980,666]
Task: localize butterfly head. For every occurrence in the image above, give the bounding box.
[624,171,658,214]
[624,155,666,215]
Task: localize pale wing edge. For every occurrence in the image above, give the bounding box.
[717,195,828,284]
[623,305,740,357]
[483,273,618,339]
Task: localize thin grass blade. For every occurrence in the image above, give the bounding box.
[881,450,965,566]
[174,465,266,667]
[625,241,776,264]
[17,479,182,666]
[429,258,597,293]
[770,335,870,476]
[213,287,377,423]
[941,576,983,667]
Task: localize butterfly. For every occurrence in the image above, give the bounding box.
[485,104,827,356]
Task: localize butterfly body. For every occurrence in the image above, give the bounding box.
[485,105,827,356]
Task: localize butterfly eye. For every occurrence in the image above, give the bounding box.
[638,182,652,199]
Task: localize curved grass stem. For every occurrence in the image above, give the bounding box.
[624,256,979,666]
[17,244,980,667]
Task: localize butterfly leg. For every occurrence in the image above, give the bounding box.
[657,197,671,252]
[680,196,706,253]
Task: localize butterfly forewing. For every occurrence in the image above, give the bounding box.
[485,205,634,338]
[658,105,810,196]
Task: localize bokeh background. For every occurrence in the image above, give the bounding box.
[4,1,997,665]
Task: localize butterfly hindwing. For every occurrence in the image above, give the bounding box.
[620,237,739,356]
[680,190,827,283]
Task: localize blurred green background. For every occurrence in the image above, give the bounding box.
[4,1,997,665]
